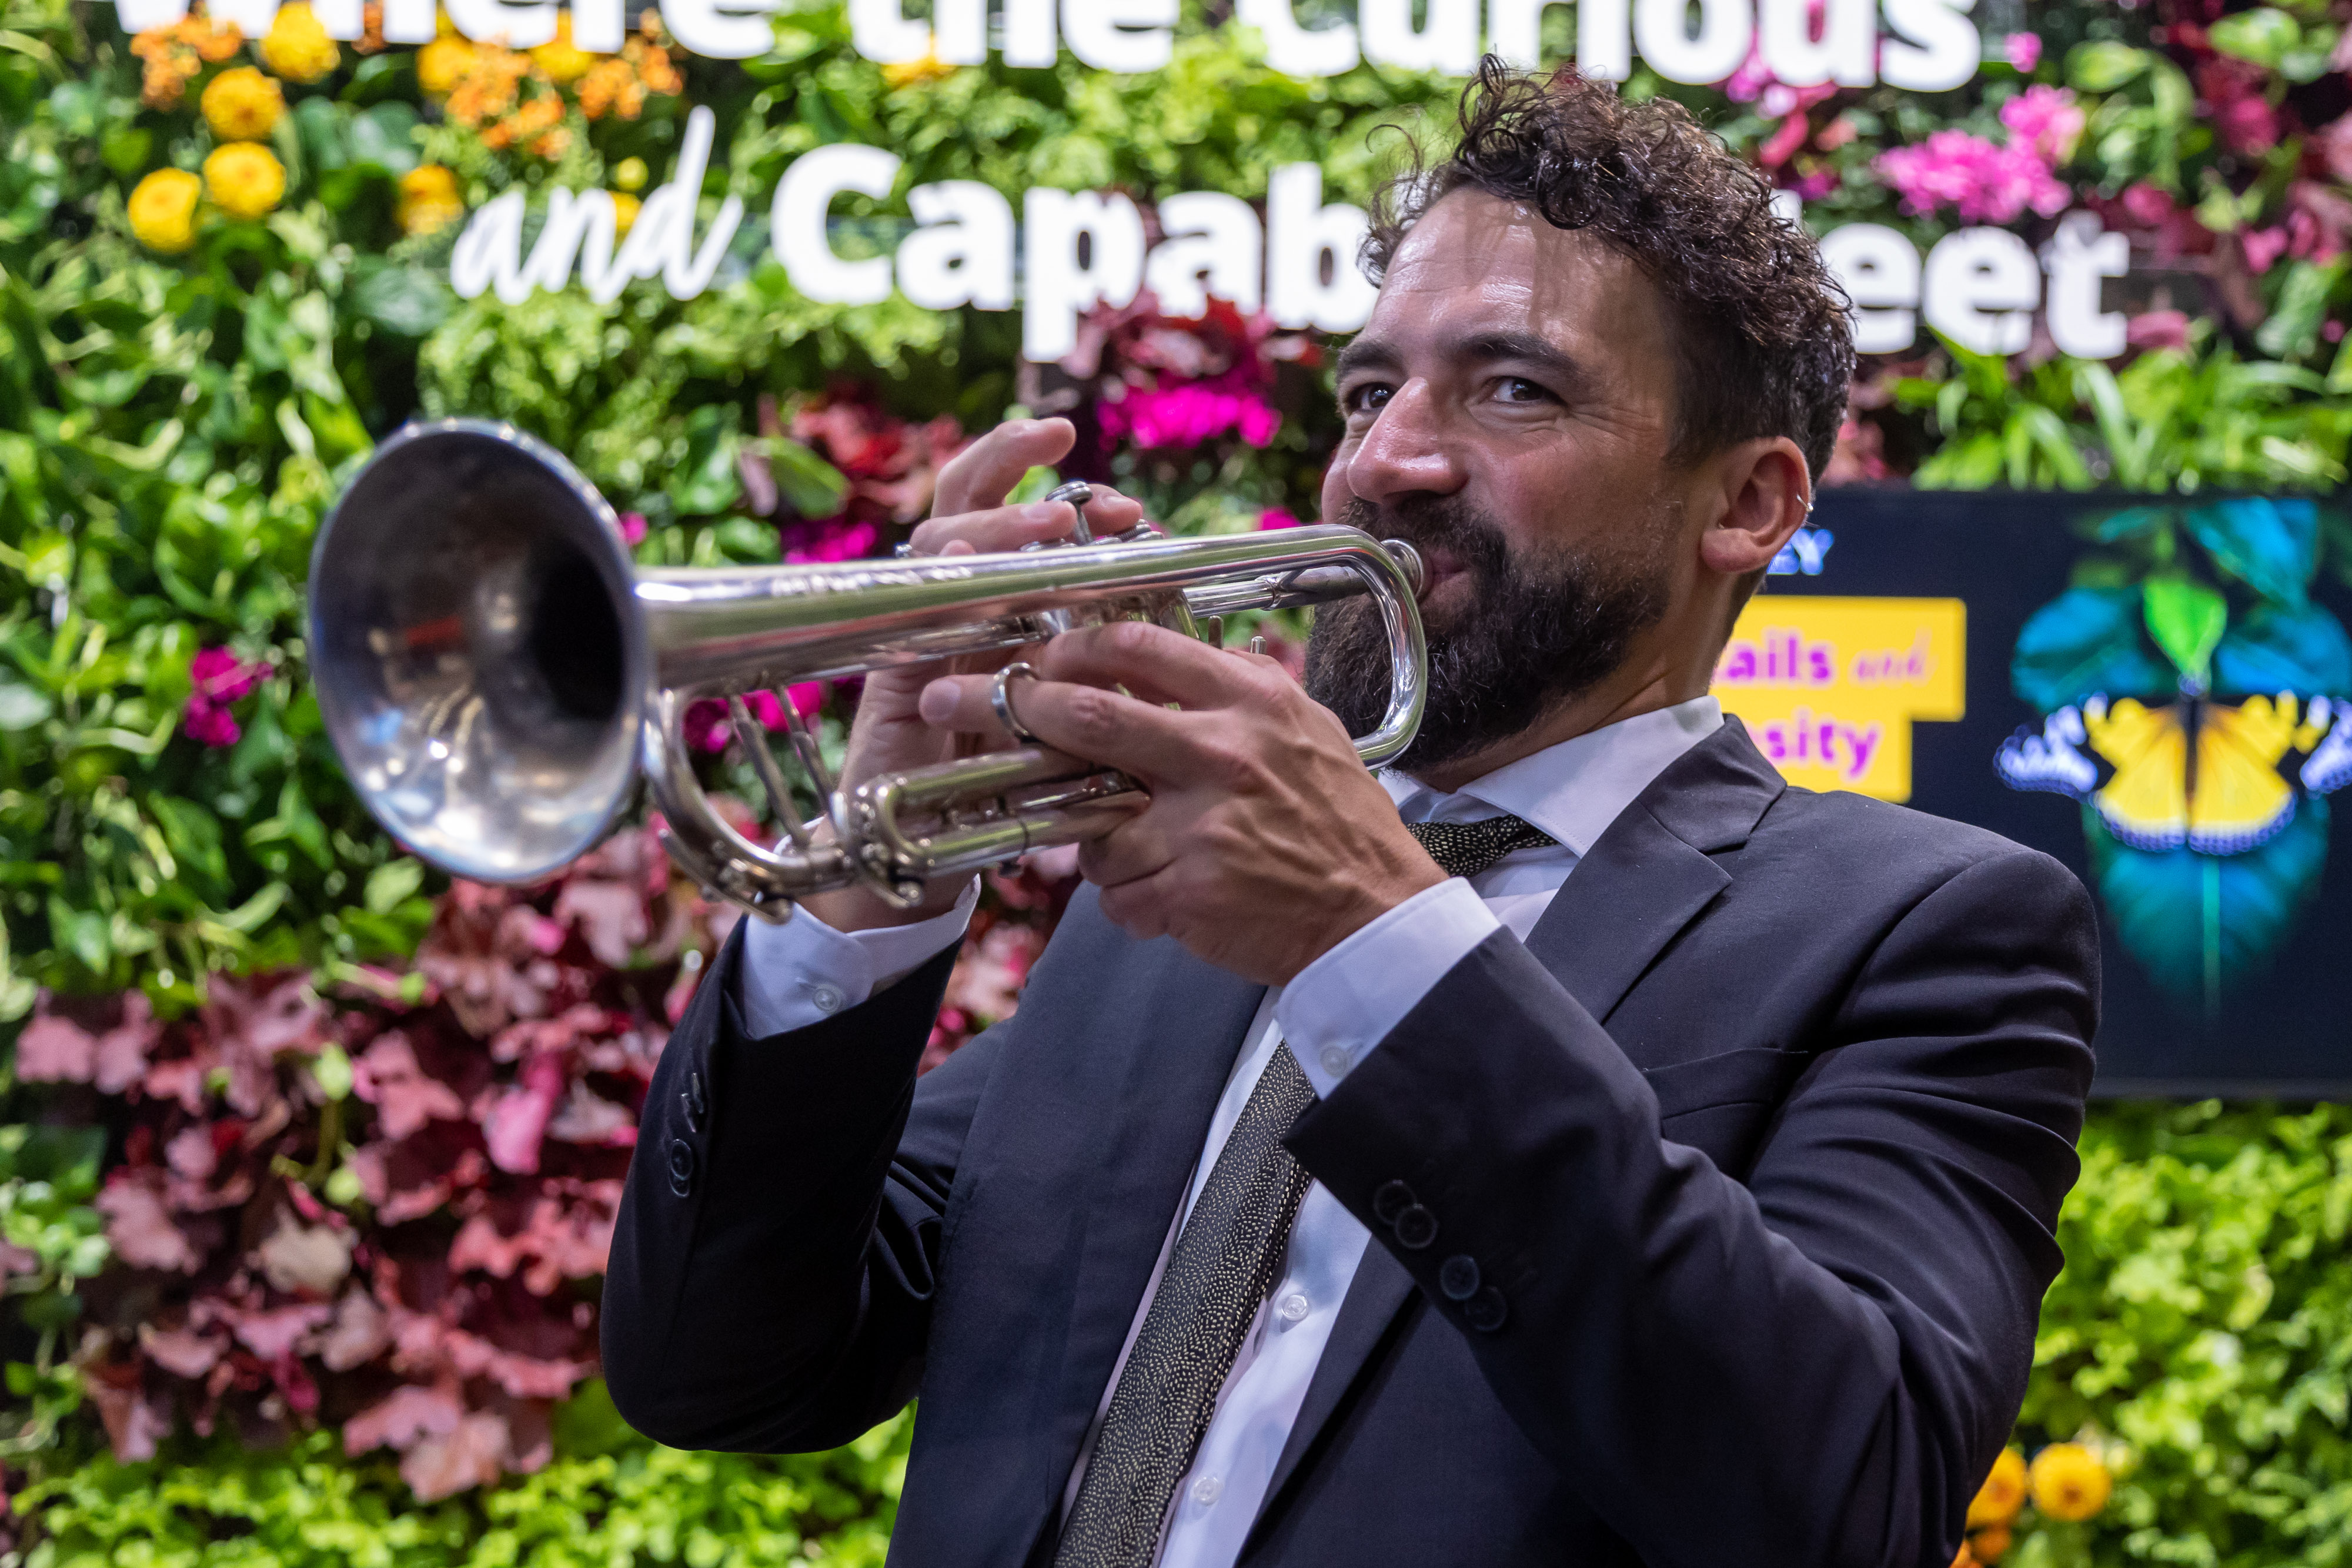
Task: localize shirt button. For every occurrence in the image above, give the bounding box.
[809,982,846,1014]
[1276,1292,1311,1324]
[1317,1045,1351,1079]
[1191,1475,1222,1507]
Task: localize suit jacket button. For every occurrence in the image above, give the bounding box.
[1464,1286,1509,1333]
[1372,1181,1416,1226]
[667,1138,696,1196]
[1438,1255,1481,1300]
[1392,1203,1437,1251]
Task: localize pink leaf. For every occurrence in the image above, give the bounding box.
[319,1289,395,1372]
[480,1054,568,1175]
[254,1215,354,1297]
[352,1033,467,1140]
[345,1382,465,1455]
[96,1176,204,1273]
[93,993,161,1094]
[230,1302,333,1361]
[165,1125,219,1182]
[15,1016,94,1082]
[400,1412,511,1501]
[138,1325,224,1379]
[554,881,648,968]
[86,1376,171,1462]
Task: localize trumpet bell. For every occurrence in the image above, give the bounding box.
[308,419,649,886]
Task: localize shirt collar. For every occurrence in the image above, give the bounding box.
[1381,696,1724,856]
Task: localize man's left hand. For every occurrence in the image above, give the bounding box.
[916,622,1447,985]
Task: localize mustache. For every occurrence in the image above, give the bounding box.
[1338,494,1512,584]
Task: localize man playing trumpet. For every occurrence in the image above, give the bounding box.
[603,63,2098,1568]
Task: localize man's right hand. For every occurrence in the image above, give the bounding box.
[798,417,1143,934]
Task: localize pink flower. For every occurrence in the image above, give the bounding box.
[784,517,879,564]
[1724,38,1772,102]
[2120,182,2177,229]
[2004,31,2043,72]
[2000,85,2083,166]
[2199,58,2278,154]
[617,512,648,546]
[182,646,265,748]
[683,682,826,754]
[1098,382,1282,452]
[2126,309,2191,351]
[1257,507,1301,530]
[2241,225,2291,274]
[1875,130,2069,223]
[1759,113,1812,169]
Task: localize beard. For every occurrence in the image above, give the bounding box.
[1304,493,1672,775]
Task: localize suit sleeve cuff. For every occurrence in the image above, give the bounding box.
[1277,877,1501,1096]
[734,878,979,1039]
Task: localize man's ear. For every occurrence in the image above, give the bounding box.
[1698,438,1812,578]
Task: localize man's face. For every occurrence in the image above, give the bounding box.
[1305,189,1705,771]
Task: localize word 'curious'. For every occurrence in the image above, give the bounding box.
[115,0,1987,86]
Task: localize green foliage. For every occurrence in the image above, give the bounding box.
[17,1390,913,1568]
[2019,1103,2352,1567]
[0,1122,105,1459]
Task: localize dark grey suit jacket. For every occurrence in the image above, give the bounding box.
[602,718,2100,1567]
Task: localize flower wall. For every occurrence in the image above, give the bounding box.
[2,0,2351,1560]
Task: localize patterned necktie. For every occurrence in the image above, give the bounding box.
[1053,814,1557,1568]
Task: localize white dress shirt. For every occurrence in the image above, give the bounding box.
[737,696,1725,1566]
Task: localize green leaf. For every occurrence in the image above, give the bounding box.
[0,681,50,730]
[670,403,743,517]
[311,1041,354,1101]
[764,438,850,519]
[2143,574,2229,684]
[2253,259,2347,360]
[363,858,423,914]
[349,102,420,175]
[2068,41,2152,91]
[349,265,455,338]
[2208,7,2301,69]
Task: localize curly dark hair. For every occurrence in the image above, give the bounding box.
[1363,61,1855,480]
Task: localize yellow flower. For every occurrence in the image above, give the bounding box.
[880,48,954,89]
[611,190,639,236]
[396,163,464,235]
[259,1,340,82]
[529,12,600,82]
[203,141,286,219]
[200,65,283,139]
[415,34,476,95]
[1966,1447,2028,1529]
[611,156,646,191]
[2028,1442,2113,1523]
[128,168,202,254]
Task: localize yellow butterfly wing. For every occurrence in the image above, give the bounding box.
[2084,698,2189,851]
[2188,696,2299,854]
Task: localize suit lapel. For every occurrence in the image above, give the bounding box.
[1040,935,1267,1519]
[1245,721,1786,1544]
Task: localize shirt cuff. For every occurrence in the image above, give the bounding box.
[735,878,981,1039]
[1277,878,1501,1096]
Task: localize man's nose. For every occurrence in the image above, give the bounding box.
[1343,382,1466,504]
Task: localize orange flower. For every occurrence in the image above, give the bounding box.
[440,43,529,128]
[574,36,679,122]
[354,1,387,52]
[881,49,956,89]
[1967,1447,2028,1530]
[2028,1443,2112,1523]
[1969,1524,2013,1564]
[129,8,243,108]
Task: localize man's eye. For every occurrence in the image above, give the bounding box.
[1499,377,1552,403]
[1345,384,1392,416]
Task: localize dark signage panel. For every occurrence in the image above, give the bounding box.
[1748,492,2351,1096]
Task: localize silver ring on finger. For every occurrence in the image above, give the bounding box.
[894,541,920,558]
[992,661,1045,744]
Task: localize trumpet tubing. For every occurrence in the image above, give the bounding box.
[309,420,1428,921]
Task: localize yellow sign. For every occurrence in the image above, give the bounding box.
[1711,597,1967,801]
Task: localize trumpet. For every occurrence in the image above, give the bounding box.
[308,420,1428,922]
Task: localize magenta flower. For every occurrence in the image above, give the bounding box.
[683,682,826,755]
[1097,382,1281,451]
[2126,310,2191,352]
[784,518,879,564]
[183,647,265,749]
[2241,226,2290,275]
[2000,85,2083,166]
[617,512,649,546]
[2004,32,2043,72]
[1875,130,2069,223]
[1257,507,1301,531]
